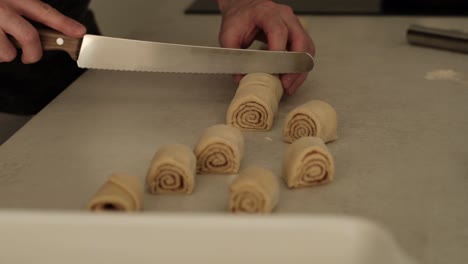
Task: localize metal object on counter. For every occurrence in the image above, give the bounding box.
[407,24,468,54]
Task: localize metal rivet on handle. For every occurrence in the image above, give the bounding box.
[56,38,64,46]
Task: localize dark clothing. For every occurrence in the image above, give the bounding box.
[0,0,100,115]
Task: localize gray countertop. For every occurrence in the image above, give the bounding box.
[1,1,467,264]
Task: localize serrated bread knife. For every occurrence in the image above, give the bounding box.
[11,29,314,74]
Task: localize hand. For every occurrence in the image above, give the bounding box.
[217,0,315,95]
[0,0,86,64]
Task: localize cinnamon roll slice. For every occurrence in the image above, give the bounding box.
[146,144,196,194]
[283,100,338,144]
[194,124,244,174]
[283,136,335,188]
[227,73,283,131]
[88,173,144,212]
[229,166,279,214]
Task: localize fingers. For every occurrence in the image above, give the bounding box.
[219,17,261,49]
[282,73,307,95]
[279,9,315,95]
[0,0,87,64]
[283,14,315,55]
[217,1,315,90]
[0,3,41,63]
[17,0,86,37]
[233,74,243,84]
[254,8,288,51]
[252,3,314,94]
[0,30,16,62]
[219,19,243,49]
[10,19,41,64]
[0,3,17,62]
[218,20,250,84]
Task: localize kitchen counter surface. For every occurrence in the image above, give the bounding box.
[1,1,467,263]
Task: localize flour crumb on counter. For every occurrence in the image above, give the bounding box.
[265,137,273,142]
[425,69,466,84]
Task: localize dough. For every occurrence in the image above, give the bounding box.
[146,144,196,194]
[88,173,143,212]
[283,100,337,144]
[194,124,244,174]
[283,136,334,188]
[229,166,279,214]
[226,73,283,131]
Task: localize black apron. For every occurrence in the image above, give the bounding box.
[0,0,100,115]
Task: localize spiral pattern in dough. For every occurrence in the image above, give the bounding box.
[231,101,270,131]
[283,137,334,188]
[283,100,338,144]
[151,164,187,193]
[284,113,318,143]
[194,124,244,174]
[294,150,332,187]
[146,144,196,194]
[226,73,283,131]
[229,166,279,214]
[197,143,238,173]
[230,188,265,213]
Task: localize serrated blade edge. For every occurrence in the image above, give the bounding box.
[77,35,314,74]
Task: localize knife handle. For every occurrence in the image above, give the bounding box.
[9,28,82,61]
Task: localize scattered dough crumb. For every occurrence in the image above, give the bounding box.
[425,69,463,83]
[265,137,273,142]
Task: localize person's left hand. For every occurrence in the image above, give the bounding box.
[217,0,315,95]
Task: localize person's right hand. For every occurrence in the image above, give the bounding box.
[217,0,315,96]
[0,0,86,64]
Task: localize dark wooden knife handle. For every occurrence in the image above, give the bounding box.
[9,28,82,61]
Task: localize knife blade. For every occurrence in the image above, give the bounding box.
[11,29,314,74]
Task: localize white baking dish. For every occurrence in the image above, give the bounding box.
[0,211,416,264]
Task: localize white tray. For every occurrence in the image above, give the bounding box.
[0,211,415,264]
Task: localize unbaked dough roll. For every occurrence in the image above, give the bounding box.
[194,124,244,174]
[283,100,338,144]
[226,73,283,131]
[229,166,279,214]
[146,144,196,194]
[283,136,335,188]
[88,173,143,212]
